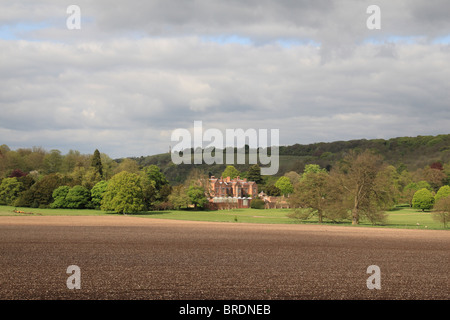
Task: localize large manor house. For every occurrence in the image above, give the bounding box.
[208,176,258,209]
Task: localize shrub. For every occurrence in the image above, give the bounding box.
[250,198,265,209]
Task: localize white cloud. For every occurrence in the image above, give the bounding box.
[0,1,449,157]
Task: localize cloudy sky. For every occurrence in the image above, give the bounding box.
[1,0,449,158]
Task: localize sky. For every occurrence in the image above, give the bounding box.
[1,0,449,158]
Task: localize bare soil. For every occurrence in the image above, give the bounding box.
[0,216,448,300]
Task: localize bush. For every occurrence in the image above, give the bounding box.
[250,198,265,209]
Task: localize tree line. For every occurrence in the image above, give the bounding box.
[0,144,449,226]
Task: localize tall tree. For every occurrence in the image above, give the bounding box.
[91,149,103,178]
[332,150,390,225]
[247,164,263,184]
[289,170,330,223]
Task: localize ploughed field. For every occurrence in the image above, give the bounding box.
[0,216,448,300]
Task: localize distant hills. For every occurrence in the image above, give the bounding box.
[130,134,450,185]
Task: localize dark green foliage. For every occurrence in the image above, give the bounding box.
[91,149,103,178]
[65,185,91,209]
[186,185,207,209]
[265,185,281,196]
[250,198,265,209]
[51,186,70,208]
[0,177,23,205]
[16,173,71,208]
[247,164,263,184]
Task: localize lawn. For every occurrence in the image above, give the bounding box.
[0,205,446,230]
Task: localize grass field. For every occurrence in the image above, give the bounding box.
[0,205,446,230]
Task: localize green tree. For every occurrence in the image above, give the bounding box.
[275,176,293,196]
[303,164,326,174]
[435,185,450,203]
[247,164,263,184]
[332,150,390,225]
[265,185,281,196]
[50,186,70,208]
[289,170,329,223]
[44,150,63,174]
[17,173,71,208]
[186,185,207,209]
[168,185,190,209]
[101,171,144,214]
[141,165,170,206]
[114,158,140,174]
[412,188,435,212]
[0,177,23,205]
[402,181,432,207]
[65,185,91,209]
[91,180,108,209]
[221,165,240,179]
[91,149,103,178]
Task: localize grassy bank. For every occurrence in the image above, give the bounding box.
[0,205,446,230]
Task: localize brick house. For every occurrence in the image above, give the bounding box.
[208,176,258,209]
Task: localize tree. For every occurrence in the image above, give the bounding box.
[412,188,435,212]
[275,176,293,196]
[50,186,70,208]
[65,185,91,209]
[91,149,103,178]
[422,166,447,192]
[221,165,240,179]
[402,181,432,207]
[284,171,301,186]
[44,150,63,174]
[0,177,23,205]
[70,166,102,190]
[114,158,140,174]
[91,180,108,209]
[17,173,71,208]
[332,150,390,225]
[186,185,207,209]
[289,170,329,223]
[433,196,450,228]
[101,171,144,214]
[435,185,450,203]
[247,164,263,184]
[265,185,281,196]
[303,164,326,174]
[141,165,170,206]
[168,185,190,209]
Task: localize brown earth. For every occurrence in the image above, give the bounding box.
[0,216,448,300]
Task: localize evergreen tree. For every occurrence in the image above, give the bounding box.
[91,149,103,178]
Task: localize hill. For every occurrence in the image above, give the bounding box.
[131,134,450,184]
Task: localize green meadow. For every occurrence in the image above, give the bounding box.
[0,205,446,230]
